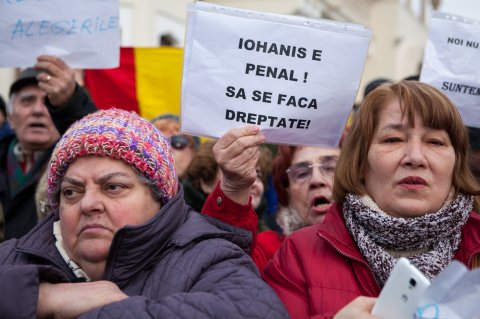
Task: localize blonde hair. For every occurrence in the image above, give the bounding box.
[152,118,180,137]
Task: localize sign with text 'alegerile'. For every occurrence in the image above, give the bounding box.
[0,0,119,68]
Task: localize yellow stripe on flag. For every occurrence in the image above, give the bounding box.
[134,47,183,120]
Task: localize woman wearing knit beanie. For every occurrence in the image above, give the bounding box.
[0,109,288,319]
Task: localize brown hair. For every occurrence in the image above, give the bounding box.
[185,141,218,189]
[272,140,344,207]
[333,81,480,209]
[272,145,298,207]
[257,146,273,185]
[152,118,180,137]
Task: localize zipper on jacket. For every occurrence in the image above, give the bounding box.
[15,247,77,281]
[466,248,480,269]
[318,232,381,291]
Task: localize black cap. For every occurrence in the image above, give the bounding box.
[364,78,391,98]
[467,126,480,151]
[9,68,40,97]
[403,75,420,81]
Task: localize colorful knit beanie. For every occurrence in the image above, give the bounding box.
[47,108,178,210]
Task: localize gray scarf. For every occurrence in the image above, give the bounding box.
[343,193,472,286]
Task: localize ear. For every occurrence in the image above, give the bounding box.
[200,178,214,194]
[7,113,16,130]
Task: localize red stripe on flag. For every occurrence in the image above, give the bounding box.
[84,47,139,114]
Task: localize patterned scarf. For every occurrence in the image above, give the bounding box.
[343,193,472,286]
[6,140,35,197]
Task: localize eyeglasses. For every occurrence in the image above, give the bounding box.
[169,135,191,150]
[286,162,336,184]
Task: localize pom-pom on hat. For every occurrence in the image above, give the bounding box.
[47,108,178,210]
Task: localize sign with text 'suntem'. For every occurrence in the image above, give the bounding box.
[0,0,119,68]
[421,12,480,128]
[181,3,371,147]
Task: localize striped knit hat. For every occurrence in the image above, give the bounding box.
[47,108,178,210]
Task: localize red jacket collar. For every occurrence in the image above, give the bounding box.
[317,202,366,262]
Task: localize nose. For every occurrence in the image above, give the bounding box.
[309,166,329,189]
[79,189,105,215]
[31,96,47,115]
[401,138,427,168]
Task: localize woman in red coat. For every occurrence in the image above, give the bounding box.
[202,128,340,276]
[263,81,480,318]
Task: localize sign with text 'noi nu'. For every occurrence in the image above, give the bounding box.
[421,12,480,128]
[0,0,119,68]
[181,3,371,147]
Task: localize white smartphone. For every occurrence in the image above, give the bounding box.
[371,257,431,319]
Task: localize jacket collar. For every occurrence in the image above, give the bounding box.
[317,202,366,262]
[103,185,251,286]
[102,186,191,285]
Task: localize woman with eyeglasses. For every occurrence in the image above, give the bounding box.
[201,126,340,277]
[273,145,339,234]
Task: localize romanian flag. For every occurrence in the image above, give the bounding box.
[84,47,183,120]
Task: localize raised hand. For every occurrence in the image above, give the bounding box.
[213,125,265,204]
[34,55,77,107]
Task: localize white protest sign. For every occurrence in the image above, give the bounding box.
[181,3,371,147]
[0,0,119,68]
[420,12,480,128]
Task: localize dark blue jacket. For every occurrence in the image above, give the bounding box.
[0,187,289,319]
[0,85,97,240]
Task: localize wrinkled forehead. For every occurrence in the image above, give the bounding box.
[291,146,340,165]
[9,85,46,114]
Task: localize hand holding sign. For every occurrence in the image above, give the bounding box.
[213,125,265,205]
[35,55,76,107]
[181,3,371,147]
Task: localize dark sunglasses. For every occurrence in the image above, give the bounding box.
[170,135,191,150]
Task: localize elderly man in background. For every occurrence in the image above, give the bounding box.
[0,55,96,241]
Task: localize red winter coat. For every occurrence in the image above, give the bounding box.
[202,183,285,276]
[263,202,480,319]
